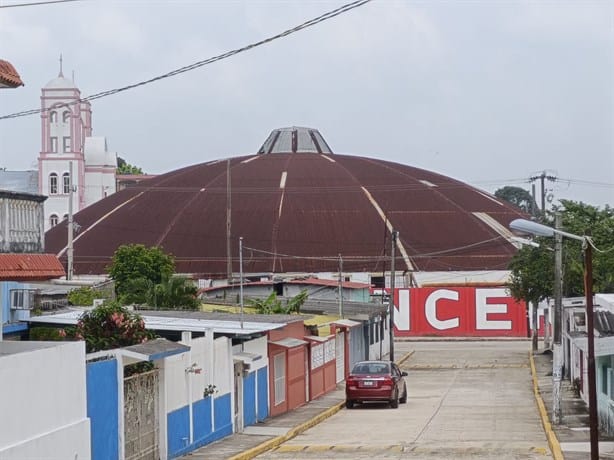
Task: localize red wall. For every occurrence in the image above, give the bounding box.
[287,346,307,410]
[393,287,527,337]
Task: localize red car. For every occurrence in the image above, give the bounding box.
[345,360,408,409]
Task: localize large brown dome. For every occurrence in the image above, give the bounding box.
[45,127,525,278]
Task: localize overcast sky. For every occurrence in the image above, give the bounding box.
[1,0,612,208]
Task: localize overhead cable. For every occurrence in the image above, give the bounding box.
[0,0,84,8]
[0,0,372,120]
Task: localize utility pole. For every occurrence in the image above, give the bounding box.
[389,231,398,362]
[226,159,232,284]
[585,231,599,460]
[552,212,563,424]
[67,161,74,280]
[338,254,344,318]
[529,171,557,217]
[239,237,244,329]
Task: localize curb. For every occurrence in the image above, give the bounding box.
[529,351,564,460]
[229,351,416,460]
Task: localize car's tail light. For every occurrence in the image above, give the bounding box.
[380,376,393,390]
[347,376,358,389]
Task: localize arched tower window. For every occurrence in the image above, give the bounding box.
[63,111,70,123]
[62,172,70,194]
[50,214,59,227]
[50,111,58,123]
[49,173,58,194]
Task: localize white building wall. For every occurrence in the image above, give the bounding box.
[0,341,90,459]
[231,336,268,373]
[165,335,232,412]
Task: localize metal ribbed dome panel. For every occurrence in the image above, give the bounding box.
[45,128,527,277]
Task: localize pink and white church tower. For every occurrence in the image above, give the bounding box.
[38,62,117,231]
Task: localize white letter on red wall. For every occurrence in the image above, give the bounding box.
[475,288,512,330]
[425,289,460,330]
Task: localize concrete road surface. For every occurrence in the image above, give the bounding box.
[258,340,552,459]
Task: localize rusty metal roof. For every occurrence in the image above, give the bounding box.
[0,254,65,281]
[45,128,527,278]
[0,59,24,88]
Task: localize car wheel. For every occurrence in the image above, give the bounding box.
[345,399,354,409]
[400,386,407,404]
[390,392,399,409]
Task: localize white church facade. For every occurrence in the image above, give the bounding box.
[37,67,117,231]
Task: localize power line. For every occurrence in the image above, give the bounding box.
[0,0,84,8]
[0,0,373,120]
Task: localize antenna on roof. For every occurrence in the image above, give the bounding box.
[58,54,64,77]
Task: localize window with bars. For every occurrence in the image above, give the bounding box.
[49,173,58,194]
[273,353,286,405]
[63,172,70,194]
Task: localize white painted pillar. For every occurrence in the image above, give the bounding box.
[182,331,193,445]
[117,353,125,460]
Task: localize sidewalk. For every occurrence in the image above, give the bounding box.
[532,349,614,459]
[184,385,345,460]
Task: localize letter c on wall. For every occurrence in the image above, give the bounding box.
[425,289,460,330]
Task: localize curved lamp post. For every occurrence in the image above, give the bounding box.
[509,218,598,460]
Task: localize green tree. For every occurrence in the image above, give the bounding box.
[248,290,308,314]
[495,186,537,215]
[67,286,97,306]
[148,275,200,310]
[508,201,614,304]
[117,156,144,175]
[107,244,175,301]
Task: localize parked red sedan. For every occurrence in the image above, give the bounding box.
[345,360,408,409]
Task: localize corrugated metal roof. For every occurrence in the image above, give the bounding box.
[0,254,65,281]
[27,310,285,336]
[45,128,527,278]
[0,171,39,195]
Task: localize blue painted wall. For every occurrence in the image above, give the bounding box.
[213,393,232,438]
[243,371,256,426]
[167,392,233,459]
[167,406,190,458]
[87,358,119,460]
[257,367,269,421]
[0,281,19,327]
[193,397,213,443]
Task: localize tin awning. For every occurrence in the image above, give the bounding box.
[269,337,307,348]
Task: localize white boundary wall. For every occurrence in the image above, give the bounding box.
[165,334,232,412]
[0,341,90,459]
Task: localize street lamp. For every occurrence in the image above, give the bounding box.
[509,218,598,460]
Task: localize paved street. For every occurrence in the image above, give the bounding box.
[257,341,552,459]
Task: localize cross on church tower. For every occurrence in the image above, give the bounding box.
[59,53,63,77]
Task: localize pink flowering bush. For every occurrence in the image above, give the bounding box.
[71,301,156,353]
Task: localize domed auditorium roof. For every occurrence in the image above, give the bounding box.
[45,127,525,277]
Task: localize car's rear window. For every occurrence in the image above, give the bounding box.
[352,362,390,374]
